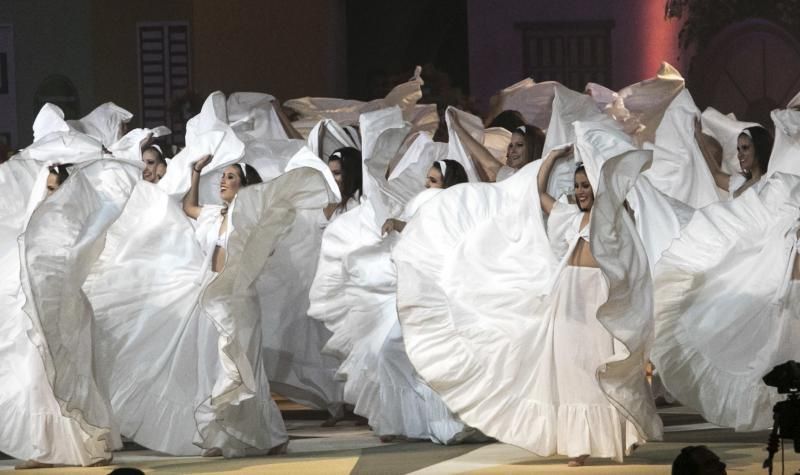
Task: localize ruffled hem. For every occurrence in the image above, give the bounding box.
[345,367,471,444]
[0,407,109,466]
[17,160,142,458]
[347,369,430,439]
[110,369,203,455]
[196,168,331,454]
[557,403,644,462]
[193,329,281,455]
[651,176,800,431]
[416,381,482,445]
[652,264,784,430]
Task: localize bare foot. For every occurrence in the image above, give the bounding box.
[15,460,54,470]
[268,441,289,455]
[201,447,223,457]
[567,454,589,467]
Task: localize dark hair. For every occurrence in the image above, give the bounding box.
[671,445,724,475]
[142,145,167,165]
[48,164,72,186]
[574,164,593,211]
[107,469,145,475]
[434,159,469,188]
[233,163,262,187]
[329,146,363,210]
[488,110,526,132]
[513,125,546,164]
[740,126,773,175]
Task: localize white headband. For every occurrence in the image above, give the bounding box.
[330,151,342,160]
[516,125,526,134]
[740,129,752,138]
[436,160,447,177]
[151,144,163,155]
[238,163,248,180]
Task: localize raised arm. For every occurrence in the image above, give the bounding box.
[381,218,407,235]
[182,154,212,220]
[451,113,502,182]
[694,117,731,191]
[537,146,572,215]
[272,98,304,140]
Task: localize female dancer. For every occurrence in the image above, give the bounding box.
[382,159,467,234]
[652,105,800,431]
[87,152,339,457]
[695,119,773,198]
[392,141,661,466]
[1,157,140,469]
[311,151,473,443]
[450,112,545,182]
[324,147,363,220]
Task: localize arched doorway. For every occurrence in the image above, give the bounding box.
[689,19,800,127]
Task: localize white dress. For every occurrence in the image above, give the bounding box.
[652,172,800,430]
[259,207,345,415]
[0,158,140,465]
[86,166,333,456]
[392,153,662,462]
[651,104,800,430]
[495,165,516,182]
[543,207,643,459]
[309,191,473,442]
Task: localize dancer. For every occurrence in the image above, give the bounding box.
[695,119,773,198]
[0,101,144,468]
[311,145,474,443]
[323,147,363,221]
[87,149,331,456]
[392,141,662,465]
[141,145,167,183]
[382,159,467,234]
[652,105,800,431]
[451,112,544,182]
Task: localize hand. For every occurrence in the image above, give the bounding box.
[193,154,212,172]
[544,145,572,162]
[381,218,396,236]
[448,109,461,127]
[553,144,573,158]
[382,218,406,235]
[139,132,154,150]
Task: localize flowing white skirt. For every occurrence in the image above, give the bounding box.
[0,291,108,465]
[86,183,288,456]
[309,204,470,443]
[652,175,800,431]
[545,266,643,460]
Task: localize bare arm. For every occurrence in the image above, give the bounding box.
[323,203,338,220]
[272,99,304,140]
[182,154,212,220]
[451,113,502,182]
[538,146,572,215]
[694,118,731,191]
[381,218,407,235]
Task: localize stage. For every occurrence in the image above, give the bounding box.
[1,404,796,474]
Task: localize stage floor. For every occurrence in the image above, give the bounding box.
[1,404,797,474]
